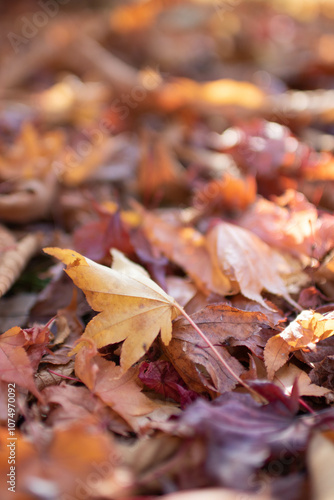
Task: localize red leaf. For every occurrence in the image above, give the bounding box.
[139,360,198,408]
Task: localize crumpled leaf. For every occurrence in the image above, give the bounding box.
[264,310,334,380]
[164,334,243,394]
[44,247,180,371]
[35,362,75,392]
[172,304,271,344]
[22,321,53,370]
[206,221,301,309]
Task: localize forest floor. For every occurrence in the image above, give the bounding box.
[0,1,334,499]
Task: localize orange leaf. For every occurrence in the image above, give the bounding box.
[264,310,334,379]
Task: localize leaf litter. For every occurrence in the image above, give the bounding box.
[0,1,334,499]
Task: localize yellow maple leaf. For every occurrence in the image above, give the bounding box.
[43,247,180,371]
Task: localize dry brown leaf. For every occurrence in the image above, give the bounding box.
[264,310,334,379]
[164,335,243,394]
[44,247,179,371]
[164,304,266,394]
[206,221,301,309]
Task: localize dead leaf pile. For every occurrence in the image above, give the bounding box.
[1,1,334,499]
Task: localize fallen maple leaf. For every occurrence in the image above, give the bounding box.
[264,310,334,379]
[44,247,180,371]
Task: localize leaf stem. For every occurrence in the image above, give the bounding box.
[47,369,80,382]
